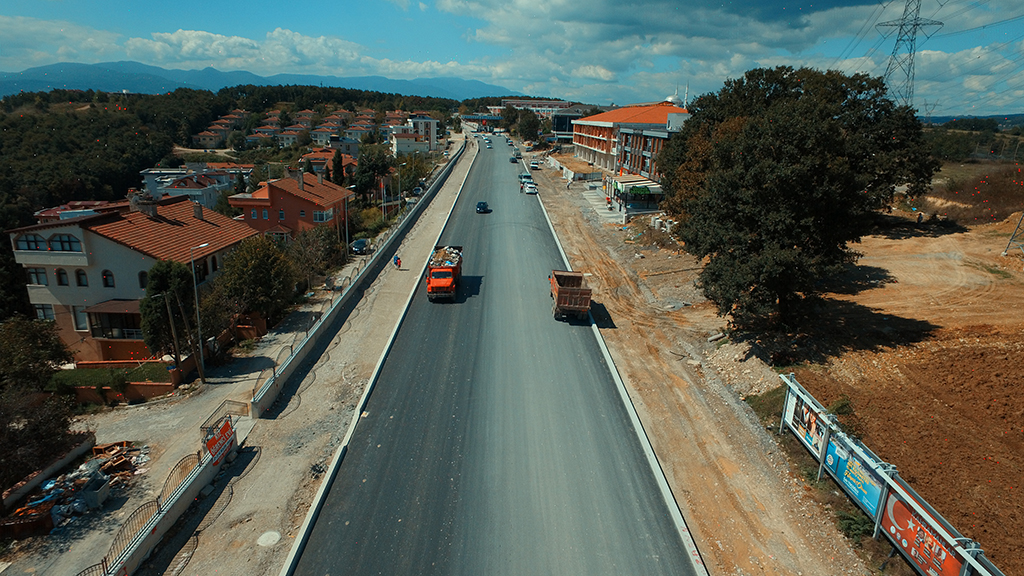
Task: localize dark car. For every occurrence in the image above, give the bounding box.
[350,238,370,254]
[476,201,491,213]
[509,156,518,163]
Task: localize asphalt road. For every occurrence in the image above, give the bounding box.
[294,139,698,575]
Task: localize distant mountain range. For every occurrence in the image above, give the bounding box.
[0,61,521,101]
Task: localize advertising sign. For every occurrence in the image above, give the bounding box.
[205,418,235,466]
[880,491,963,576]
[823,436,885,518]
[783,389,826,459]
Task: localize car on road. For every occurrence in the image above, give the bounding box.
[486,144,492,149]
[350,238,370,255]
[476,201,491,213]
[524,183,538,194]
[509,156,518,163]
[530,161,540,170]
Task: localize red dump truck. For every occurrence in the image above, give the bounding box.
[550,270,592,319]
[426,245,463,301]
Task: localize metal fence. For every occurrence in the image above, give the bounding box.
[199,400,249,440]
[104,500,159,568]
[159,452,201,505]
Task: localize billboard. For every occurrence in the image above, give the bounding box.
[823,436,885,518]
[880,489,963,576]
[205,418,235,466]
[783,388,826,458]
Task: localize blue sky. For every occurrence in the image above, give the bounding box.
[1,0,1022,115]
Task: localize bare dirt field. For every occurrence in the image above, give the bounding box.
[535,156,1023,575]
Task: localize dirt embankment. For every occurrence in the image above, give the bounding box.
[536,156,1024,575]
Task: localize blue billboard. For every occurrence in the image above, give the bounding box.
[823,432,885,518]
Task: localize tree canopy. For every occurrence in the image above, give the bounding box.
[139,260,196,362]
[660,66,938,326]
[217,236,296,322]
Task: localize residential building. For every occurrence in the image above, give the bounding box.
[407,113,441,151]
[572,100,688,174]
[228,170,354,241]
[327,136,360,159]
[7,194,257,362]
[499,99,574,119]
[390,132,429,155]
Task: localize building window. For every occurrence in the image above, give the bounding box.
[16,234,46,250]
[49,234,82,251]
[72,306,89,331]
[89,313,142,340]
[138,271,148,289]
[251,209,257,220]
[55,268,69,286]
[262,209,269,220]
[300,210,306,218]
[102,270,115,288]
[33,304,55,321]
[279,209,285,220]
[193,259,209,283]
[26,267,48,285]
[76,269,88,287]
[313,208,334,223]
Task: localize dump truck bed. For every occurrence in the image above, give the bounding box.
[550,270,592,319]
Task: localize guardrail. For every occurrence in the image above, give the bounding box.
[249,138,468,418]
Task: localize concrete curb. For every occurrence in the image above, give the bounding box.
[536,191,710,575]
[276,137,478,576]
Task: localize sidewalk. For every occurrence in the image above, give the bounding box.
[5,133,477,576]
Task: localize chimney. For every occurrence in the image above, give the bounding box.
[317,172,323,185]
[296,170,304,191]
[193,202,204,220]
[130,189,159,217]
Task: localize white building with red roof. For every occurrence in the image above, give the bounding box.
[7,195,258,362]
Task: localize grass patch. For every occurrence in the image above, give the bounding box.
[920,163,1024,224]
[745,384,786,425]
[836,509,875,546]
[50,362,172,391]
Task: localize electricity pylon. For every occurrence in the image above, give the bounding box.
[878,0,942,108]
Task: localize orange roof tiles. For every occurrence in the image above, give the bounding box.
[578,102,688,125]
[86,196,257,262]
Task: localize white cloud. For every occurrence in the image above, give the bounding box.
[0,15,121,70]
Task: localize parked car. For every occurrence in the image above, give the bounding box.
[412,186,424,196]
[530,161,540,170]
[509,156,518,163]
[524,183,538,194]
[350,238,370,255]
[476,201,491,213]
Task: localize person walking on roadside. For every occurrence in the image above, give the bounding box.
[393,254,400,269]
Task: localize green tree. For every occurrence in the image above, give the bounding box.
[331,150,346,185]
[218,236,297,323]
[0,315,77,494]
[517,110,540,141]
[139,260,195,362]
[664,67,938,326]
[0,194,33,321]
[288,226,340,289]
[0,315,73,391]
[303,158,315,174]
[227,130,246,150]
[500,105,520,130]
[351,144,394,201]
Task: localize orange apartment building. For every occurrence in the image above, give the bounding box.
[228,170,354,241]
[572,101,689,177]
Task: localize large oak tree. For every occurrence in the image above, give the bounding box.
[661,67,938,325]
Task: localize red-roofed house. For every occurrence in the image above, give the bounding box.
[572,101,689,175]
[7,195,258,362]
[391,132,429,155]
[228,171,354,241]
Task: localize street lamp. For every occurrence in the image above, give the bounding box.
[190,242,210,375]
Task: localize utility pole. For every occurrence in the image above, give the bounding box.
[878,0,942,108]
[162,292,182,366]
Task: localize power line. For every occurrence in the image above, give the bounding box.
[877,0,944,107]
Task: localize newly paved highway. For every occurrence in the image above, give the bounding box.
[294,139,699,575]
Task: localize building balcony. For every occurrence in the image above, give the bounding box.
[14,250,89,267]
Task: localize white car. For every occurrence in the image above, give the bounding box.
[524,183,538,194]
[530,161,540,170]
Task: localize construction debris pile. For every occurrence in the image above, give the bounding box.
[430,246,462,267]
[0,441,149,539]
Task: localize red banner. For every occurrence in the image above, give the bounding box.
[205,419,235,465]
[880,491,963,576]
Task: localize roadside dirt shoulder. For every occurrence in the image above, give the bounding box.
[533,163,870,575]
